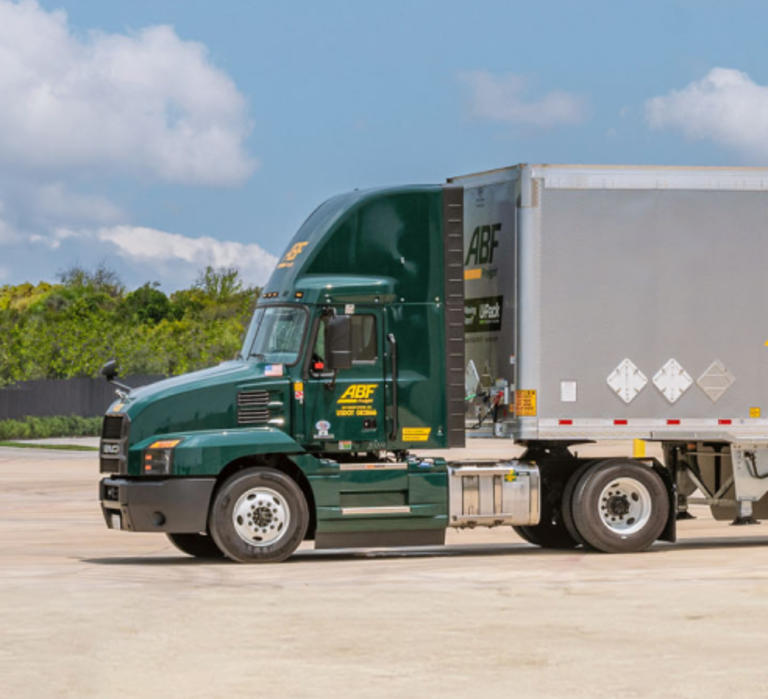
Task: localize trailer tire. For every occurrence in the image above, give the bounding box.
[570,460,669,553]
[209,467,308,563]
[166,532,225,559]
[512,522,577,549]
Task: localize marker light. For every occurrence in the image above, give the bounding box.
[143,439,183,474]
[148,439,182,449]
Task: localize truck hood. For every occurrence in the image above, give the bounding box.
[112,360,290,445]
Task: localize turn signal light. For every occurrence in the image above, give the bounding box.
[148,439,182,449]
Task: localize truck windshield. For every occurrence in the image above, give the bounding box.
[243,306,307,365]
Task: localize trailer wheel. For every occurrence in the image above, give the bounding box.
[569,460,669,553]
[209,467,308,563]
[166,532,225,559]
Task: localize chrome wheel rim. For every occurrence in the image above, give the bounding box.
[233,487,290,547]
[598,477,652,536]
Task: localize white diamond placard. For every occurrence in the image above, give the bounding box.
[653,358,692,404]
[607,358,647,404]
[697,360,735,403]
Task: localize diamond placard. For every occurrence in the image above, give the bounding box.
[697,360,735,403]
[653,358,692,404]
[607,358,647,404]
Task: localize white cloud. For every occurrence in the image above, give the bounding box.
[98,225,277,273]
[0,2,266,291]
[39,224,278,286]
[646,68,768,159]
[0,0,254,185]
[459,70,587,127]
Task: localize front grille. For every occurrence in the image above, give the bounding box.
[102,415,125,440]
[100,458,121,475]
[237,390,270,425]
[100,414,129,474]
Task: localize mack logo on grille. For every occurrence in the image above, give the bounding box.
[102,443,120,455]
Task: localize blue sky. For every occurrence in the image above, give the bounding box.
[1,0,767,290]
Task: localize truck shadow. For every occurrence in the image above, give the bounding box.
[80,535,768,566]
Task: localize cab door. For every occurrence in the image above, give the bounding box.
[303,308,386,450]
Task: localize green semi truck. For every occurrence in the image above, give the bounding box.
[100,165,768,561]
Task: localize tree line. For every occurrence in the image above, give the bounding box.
[0,265,261,386]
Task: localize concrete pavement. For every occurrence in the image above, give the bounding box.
[1,444,768,698]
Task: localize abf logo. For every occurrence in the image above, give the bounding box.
[465,224,500,265]
[277,241,309,269]
[338,384,377,405]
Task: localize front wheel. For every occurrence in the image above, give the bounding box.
[209,467,309,563]
[568,460,669,553]
[166,532,225,559]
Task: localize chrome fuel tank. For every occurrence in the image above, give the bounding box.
[447,461,539,527]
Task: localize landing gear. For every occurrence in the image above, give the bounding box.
[731,499,760,526]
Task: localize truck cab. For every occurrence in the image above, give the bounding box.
[99,185,474,561]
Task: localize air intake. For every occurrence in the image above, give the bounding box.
[237,390,270,425]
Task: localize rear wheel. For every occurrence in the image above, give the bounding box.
[568,460,669,553]
[561,461,595,548]
[513,459,579,549]
[166,532,225,559]
[512,520,577,549]
[209,467,309,563]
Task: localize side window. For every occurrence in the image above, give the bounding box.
[351,315,377,362]
[310,320,327,373]
[310,314,378,374]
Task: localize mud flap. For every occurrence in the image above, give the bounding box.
[651,460,677,543]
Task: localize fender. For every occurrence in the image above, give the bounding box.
[129,427,305,476]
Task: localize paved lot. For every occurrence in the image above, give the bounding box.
[2,443,768,698]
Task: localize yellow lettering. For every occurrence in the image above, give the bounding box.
[338,384,377,404]
[282,241,309,263]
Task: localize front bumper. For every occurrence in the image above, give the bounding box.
[100,477,216,533]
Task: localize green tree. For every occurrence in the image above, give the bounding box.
[0,265,262,386]
[121,282,172,324]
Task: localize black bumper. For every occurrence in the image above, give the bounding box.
[100,477,216,533]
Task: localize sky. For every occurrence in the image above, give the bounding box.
[1,0,768,290]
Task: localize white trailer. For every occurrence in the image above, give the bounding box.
[447,164,768,547]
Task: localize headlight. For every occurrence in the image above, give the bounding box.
[142,439,182,475]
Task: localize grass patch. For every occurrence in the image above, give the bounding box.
[0,415,101,440]
[0,441,98,451]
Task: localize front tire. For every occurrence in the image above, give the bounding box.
[569,460,669,553]
[209,467,309,563]
[166,532,225,559]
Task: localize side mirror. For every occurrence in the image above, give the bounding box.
[326,315,352,371]
[101,359,119,382]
